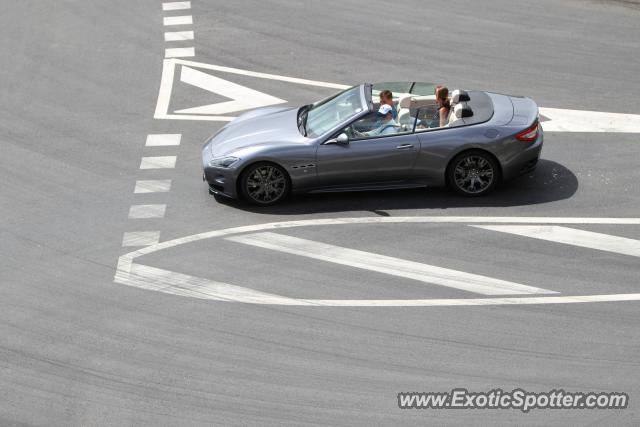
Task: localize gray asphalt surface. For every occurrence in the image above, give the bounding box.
[1,0,639,425]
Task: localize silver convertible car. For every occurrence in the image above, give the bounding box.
[202,82,542,205]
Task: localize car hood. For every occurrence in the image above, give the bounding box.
[208,106,306,157]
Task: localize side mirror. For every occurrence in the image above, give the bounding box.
[324,132,349,145]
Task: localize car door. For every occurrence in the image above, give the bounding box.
[315,123,420,188]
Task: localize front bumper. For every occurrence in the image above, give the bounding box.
[202,143,240,199]
[203,166,239,199]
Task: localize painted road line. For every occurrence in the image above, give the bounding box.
[173,59,350,90]
[152,59,640,129]
[165,47,195,58]
[121,264,301,304]
[163,15,192,26]
[128,204,167,219]
[139,156,176,169]
[226,232,556,296]
[473,225,640,258]
[122,231,161,247]
[134,180,172,194]
[539,107,640,133]
[162,1,191,11]
[115,264,640,307]
[173,66,287,115]
[164,31,194,42]
[114,217,640,307]
[145,134,181,146]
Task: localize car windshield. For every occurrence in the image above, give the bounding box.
[304,86,365,137]
[372,81,437,100]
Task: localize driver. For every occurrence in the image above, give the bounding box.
[356,104,399,137]
[379,90,397,120]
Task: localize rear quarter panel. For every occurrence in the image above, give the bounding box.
[413,125,506,186]
[412,92,539,185]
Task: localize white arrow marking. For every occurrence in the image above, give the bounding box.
[172,66,286,115]
[539,107,640,133]
[473,225,640,258]
[225,232,556,295]
[154,59,640,130]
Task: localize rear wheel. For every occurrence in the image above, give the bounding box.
[447,150,499,196]
[240,162,290,205]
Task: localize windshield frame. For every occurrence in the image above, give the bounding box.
[301,84,371,138]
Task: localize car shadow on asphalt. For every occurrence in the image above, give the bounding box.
[215,159,578,215]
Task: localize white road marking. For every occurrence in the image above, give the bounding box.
[539,107,640,133]
[115,264,640,307]
[154,59,346,121]
[226,232,555,295]
[172,66,287,115]
[114,217,640,306]
[162,1,191,11]
[165,47,195,58]
[122,231,161,247]
[153,59,640,129]
[163,15,192,26]
[145,134,181,146]
[139,156,176,169]
[173,59,351,90]
[128,204,167,219]
[164,31,194,41]
[118,264,301,304]
[474,225,640,258]
[134,180,172,194]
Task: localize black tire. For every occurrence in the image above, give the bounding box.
[447,150,500,196]
[239,162,290,205]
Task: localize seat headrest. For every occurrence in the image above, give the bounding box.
[452,102,473,119]
[398,95,412,109]
[450,90,470,104]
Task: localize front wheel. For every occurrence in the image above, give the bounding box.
[240,162,290,205]
[447,150,499,196]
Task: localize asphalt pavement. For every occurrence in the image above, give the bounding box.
[1,0,639,425]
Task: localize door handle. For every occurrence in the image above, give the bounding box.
[396,144,414,149]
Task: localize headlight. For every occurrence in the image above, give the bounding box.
[209,156,239,168]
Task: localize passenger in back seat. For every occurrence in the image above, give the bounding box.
[434,86,451,128]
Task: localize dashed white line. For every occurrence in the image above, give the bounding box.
[128,204,167,219]
[122,231,161,247]
[134,180,172,194]
[145,134,182,146]
[163,15,193,26]
[226,232,555,296]
[474,225,640,258]
[164,31,194,41]
[162,1,191,11]
[139,156,177,169]
[165,47,195,58]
